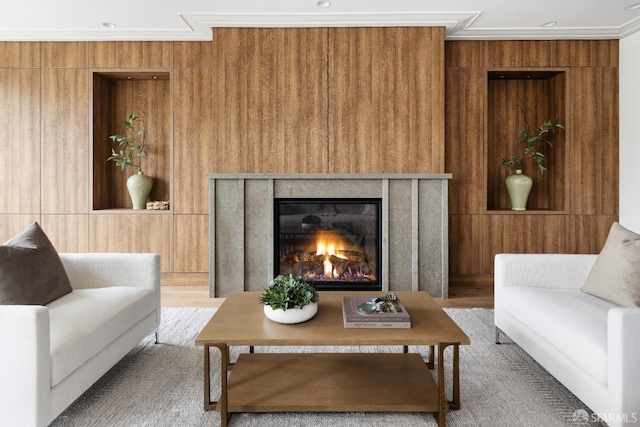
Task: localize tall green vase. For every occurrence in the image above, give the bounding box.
[127,171,153,210]
[505,169,533,210]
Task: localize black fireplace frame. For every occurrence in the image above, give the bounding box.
[274,197,382,291]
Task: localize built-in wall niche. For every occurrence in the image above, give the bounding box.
[91,71,171,211]
[486,70,567,212]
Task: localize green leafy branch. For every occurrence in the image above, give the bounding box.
[501,115,565,174]
[107,112,147,172]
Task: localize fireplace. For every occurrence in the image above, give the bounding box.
[206,173,452,298]
[274,199,382,291]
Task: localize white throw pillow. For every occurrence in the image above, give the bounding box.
[581,222,640,307]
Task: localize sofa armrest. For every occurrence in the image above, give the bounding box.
[59,253,160,292]
[608,308,640,421]
[494,253,596,291]
[0,306,51,427]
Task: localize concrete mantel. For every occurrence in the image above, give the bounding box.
[206,173,452,298]
[205,173,453,180]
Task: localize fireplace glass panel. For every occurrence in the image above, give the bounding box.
[275,198,381,291]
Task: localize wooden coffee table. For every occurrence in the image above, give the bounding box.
[195,291,470,427]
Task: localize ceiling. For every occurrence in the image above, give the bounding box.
[2,0,640,41]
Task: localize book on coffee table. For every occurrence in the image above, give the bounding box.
[342,296,411,329]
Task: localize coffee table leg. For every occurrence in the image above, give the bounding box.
[203,343,229,427]
[436,343,461,427]
[449,344,460,410]
[427,345,435,369]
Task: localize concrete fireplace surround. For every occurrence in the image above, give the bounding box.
[206,173,452,298]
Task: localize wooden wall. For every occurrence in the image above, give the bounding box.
[0,35,618,287]
[446,40,619,283]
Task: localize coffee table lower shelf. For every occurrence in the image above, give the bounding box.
[226,352,439,413]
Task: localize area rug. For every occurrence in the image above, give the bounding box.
[50,307,604,427]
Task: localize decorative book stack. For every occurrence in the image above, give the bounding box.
[342,295,411,329]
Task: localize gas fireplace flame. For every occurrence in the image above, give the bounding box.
[315,231,349,278]
[315,231,348,259]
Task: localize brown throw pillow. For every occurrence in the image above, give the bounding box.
[581,222,640,307]
[0,222,73,305]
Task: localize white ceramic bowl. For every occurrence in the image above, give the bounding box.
[263,302,318,324]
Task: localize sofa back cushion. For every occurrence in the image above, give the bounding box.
[0,222,73,305]
[581,222,640,307]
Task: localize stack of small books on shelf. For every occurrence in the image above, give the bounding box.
[342,294,411,329]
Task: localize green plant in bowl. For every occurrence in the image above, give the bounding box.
[260,274,319,311]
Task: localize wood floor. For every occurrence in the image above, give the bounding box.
[161,283,494,310]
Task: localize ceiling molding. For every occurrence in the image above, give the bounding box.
[0,9,639,42]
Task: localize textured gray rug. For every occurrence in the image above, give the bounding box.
[51,307,603,427]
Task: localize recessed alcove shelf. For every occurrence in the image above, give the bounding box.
[486,69,567,212]
[91,70,172,212]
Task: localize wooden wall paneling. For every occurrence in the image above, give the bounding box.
[173,68,214,214]
[486,77,531,210]
[0,214,41,242]
[89,42,173,69]
[173,41,213,68]
[138,78,172,204]
[410,27,446,174]
[449,215,484,274]
[282,28,329,173]
[40,214,89,252]
[445,41,484,68]
[329,27,445,174]
[568,40,619,67]
[548,72,567,211]
[247,28,286,173]
[212,28,328,173]
[0,42,40,68]
[445,67,485,214]
[233,27,284,172]
[568,67,618,214]
[89,214,174,272]
[484,41,565,68]
[483,40,619,69]
[41,42,88,68]
[484,215,569,273]
[174,214,209,272]
[212,28,242,173]
[569,215,618,254]
[0,69,41,213]
[91,73,112,210]
[329,27,374,173]
[41,68,89,213]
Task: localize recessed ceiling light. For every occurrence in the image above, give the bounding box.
[317,0,331,8]
[627,2,640,10]
[102,22,118,29]
[541,21,557,28]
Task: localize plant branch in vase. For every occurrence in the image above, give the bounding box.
[107,112,153,209]
[500,115,565,210]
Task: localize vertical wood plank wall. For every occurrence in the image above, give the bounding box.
[0,35,618,286]
[446,40,619,283]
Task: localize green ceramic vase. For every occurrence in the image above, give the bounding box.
[505,169,533,211]
[127,171,153,209]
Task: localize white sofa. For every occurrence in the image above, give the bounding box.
[0,253,161,427]
[494,253,640,427]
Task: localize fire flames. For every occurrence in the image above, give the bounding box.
[315,231,349,278]
[278,229,375,282]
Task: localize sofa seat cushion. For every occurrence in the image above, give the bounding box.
[47,287,155,387]
[501,287,617,385]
